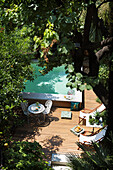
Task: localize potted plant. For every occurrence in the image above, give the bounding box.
[36,102,39,106]
[89,117,95,125]
[95,111,100,120]
[95,119,100,125]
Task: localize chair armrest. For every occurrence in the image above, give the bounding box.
[81,108,92,113]
[81,131,93,136]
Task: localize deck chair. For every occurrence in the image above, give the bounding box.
[79,125,108,147]
[42,100,53,121]
[21,102,30,124]
[45,100,52,108]
[78,104,106,125]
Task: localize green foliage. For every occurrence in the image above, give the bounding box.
[0,25,34,135]
[0,1,112,168]
[34,20,59,52]
[98,2,109,25]
[1,0,110,94]
[68,64,74,73]
[2,141,52,170]
[0,1,112,134]
[89,22,103,42]
[0,1,112,95]
[68,132,113,170]
[96,97,102,104]
[98,64,109,89]
[100,110,108,125]
[89,116,95,125]
[66,69,93,91]
[89,110,107,126]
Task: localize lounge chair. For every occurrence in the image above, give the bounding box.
[78,104,106,125]
[78,125,108,147]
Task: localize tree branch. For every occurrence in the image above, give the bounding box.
[83,4,96,43]
[93,82,109,107]
[96,45,112,61]
[101,37,113,46]
[83,37,113,56]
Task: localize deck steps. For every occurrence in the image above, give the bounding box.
[52,165,72,170]
[50,153,76,170]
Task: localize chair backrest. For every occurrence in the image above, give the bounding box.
[21,102,28,115]
[43,100,52,115]
[80,110,96,119]
[21,102,28,111]
[79,125,108,145]
[96,104,106,113]
[45,100,52,109]
[80,104,106,119]
[85,104,106,127]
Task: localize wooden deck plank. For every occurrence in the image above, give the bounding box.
[13,89,100,161]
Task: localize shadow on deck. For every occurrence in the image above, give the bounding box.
[12,90,99,161]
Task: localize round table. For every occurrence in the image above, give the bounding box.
[28,103,45,114]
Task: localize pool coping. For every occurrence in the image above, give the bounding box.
[21,90,82,103]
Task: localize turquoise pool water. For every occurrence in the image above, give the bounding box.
[24,63,71,95]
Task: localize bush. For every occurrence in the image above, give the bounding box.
[68,132,113,170]
[2,141,52,170]
[0,26,34,136]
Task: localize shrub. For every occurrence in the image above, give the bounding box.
[0,26,34,135]
[2,141,52,170]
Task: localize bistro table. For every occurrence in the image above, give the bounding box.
[28,103,45,124]
[28,103,45,114]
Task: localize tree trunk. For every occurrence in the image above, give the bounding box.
[93,82,109,107]
[107,2,113,132]
[82,2,113,133]
[108,61,113,131]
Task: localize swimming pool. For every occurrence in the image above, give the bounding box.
[24,63,71,95]
[22,61,82,104]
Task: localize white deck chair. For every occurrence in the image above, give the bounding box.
[79,125,108,146]
[79,104,106,125]
[43,100,53,121]
[45,100,52,108]
[96,104,106,112]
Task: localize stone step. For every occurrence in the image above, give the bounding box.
[52,165,72,170]
[51,153,74,169]
[51,153,78,166]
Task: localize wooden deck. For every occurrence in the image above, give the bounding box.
[13,90,99,161]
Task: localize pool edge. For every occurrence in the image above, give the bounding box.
[22,91,82,101]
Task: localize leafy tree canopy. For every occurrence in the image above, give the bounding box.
[1,1,113,101]
[1,0,113,129]
[0,20,34,135]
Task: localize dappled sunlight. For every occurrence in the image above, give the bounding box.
[40,135,65,161]
[12,90,99,160]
